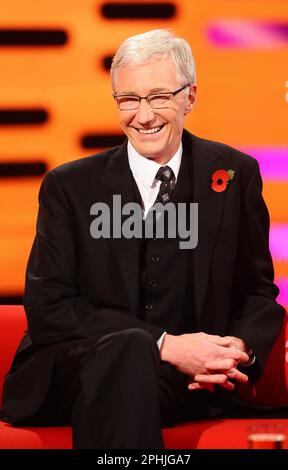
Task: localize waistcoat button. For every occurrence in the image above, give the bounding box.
[150,280,158,288]
[151,255,160,263]
[145,304,154,311]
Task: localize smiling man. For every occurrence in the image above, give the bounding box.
[1,29,285,449]
[112,55,195,164]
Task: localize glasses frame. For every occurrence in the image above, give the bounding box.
[112,83,191,110]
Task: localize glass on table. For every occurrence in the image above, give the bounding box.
[247,423,287,449]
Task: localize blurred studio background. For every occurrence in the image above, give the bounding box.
[0,0,287,308]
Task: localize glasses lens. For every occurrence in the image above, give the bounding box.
[116,96,139,110]
[149,94,172,108]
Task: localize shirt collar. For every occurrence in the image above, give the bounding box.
[127,140,182,188]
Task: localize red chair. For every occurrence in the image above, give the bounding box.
[0,305,287,449]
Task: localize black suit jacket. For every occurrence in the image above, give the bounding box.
[2,130,285,422]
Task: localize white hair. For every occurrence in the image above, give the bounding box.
[110,29,196,89]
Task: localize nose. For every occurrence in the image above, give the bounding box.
[135,98,155,124]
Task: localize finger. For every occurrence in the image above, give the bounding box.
[193,373,228,384]
[217,380,235,391]
[216,346,249,364]
[238,351,249,363]
[204,358,237,371]
[226,368,248,383]
[188,382,214,392]
[190,378,235,391]
[207,335,232,346]
[223,347,249,363]
[201,363,249,383]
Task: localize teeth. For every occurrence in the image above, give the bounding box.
[138,126,162,134]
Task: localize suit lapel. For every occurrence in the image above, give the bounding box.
[182,131,231,327]
[89,142,140,314]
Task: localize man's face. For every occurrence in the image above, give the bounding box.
[113,56,196,164]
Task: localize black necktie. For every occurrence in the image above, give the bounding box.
[155,166,175,205]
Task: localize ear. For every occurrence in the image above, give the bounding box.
[184,84,197,115]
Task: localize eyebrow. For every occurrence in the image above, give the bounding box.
[115,87,171,95]
[149,87,171,93]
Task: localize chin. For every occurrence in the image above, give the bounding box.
[132,140,168,161]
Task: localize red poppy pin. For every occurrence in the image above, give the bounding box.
[211,169,235,193]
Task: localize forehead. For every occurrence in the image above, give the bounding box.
[114,56,179,94]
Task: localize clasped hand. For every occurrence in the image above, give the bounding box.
[160,332,250,392]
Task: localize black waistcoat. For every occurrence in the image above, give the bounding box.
[130,152,198,335]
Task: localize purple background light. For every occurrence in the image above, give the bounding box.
[239,148,288,180]
[270,224,288,260]
[275,278,288,306]
[207,20,288,48]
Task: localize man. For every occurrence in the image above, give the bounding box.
[1,29,285,448]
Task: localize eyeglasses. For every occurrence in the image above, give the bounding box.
[113,83,190,111]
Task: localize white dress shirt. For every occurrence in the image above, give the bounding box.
[127,140,182,218]
[127,140,183,351]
